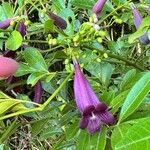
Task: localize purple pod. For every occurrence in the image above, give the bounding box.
[92,0,106,15]
[33,81,42,103]
[17,21,26,37]
[0,18,12,29]
[47,12,67,29]
[131,3,150,44]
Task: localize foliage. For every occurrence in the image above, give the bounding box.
[0,0,150,149]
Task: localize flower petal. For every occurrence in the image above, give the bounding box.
[99,111,115,125]
[87,114,101,134]
[79,116,89,129]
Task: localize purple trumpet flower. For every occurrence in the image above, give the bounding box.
[47,12,67,29]
[33,81,42,103]
[0,18,12,29]
[131,3,150,44]
[17,21,26,37]
[73,61,115,134]
[92,0,107,15]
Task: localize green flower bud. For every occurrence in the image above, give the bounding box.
[97,37,102,43]
[52,39,57,45]
[89,16,94,23]
[10,20,15,26]
[64,59,69,64]
[115,19,123,24]
[90,28,95,34]
[103,53,108,58]
[73,35,80,42]
[96,58,101,62]
[24,20,31,26]
[48,39,53,45]
[98,31,106,37]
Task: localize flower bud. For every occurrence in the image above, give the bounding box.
[97,37,102,43]
[92,0,106,15]
[17,21,26,37]
[0,18,12,29]
[0,56,18,79]
[47,12,67,29]
[131,2,150,44]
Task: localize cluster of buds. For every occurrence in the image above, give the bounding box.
[113,16,123,24]
[47,34,57,45]
[73,22,106,46]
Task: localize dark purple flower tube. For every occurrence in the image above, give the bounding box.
[92,0,106,15]
[33,81,42,103]
[131,3,150,44]
[73,60,115,134]
[17,21,26,37]
[0,18,12,29]
[47,12,67,29]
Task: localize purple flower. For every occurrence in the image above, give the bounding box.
[47,12,67,29]
[17,21,26,37]
[33,81,42,103]
[73,61,115,134]
[92,0,106,15]
[131,3,150,44]
[0,18,12,29]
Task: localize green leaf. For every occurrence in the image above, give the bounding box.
[115,118,150,150]
[44,19,54,32]
[31,118,49,136]
[0,100,19,115]
[23,47,48,71]
[15,63,37,77]
[5,31,23,51]
[0,120,20,143]
[110,90,129,113]
[111,123,132,150]
[119,72,150,122]
[120,69,136,91]
[70,0,95,9]
[27,72,47,86]
[2,2,13,18]
[76,127,107,150]
[0,2,13,20]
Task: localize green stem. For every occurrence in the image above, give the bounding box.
[83,45,145,71]
[41,71,74,109]
[98,0,132,25]
[0,71,73,121]
[23,39,48,44]
[40,45,64,53]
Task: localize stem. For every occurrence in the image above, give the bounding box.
[23,39,48,44]
[0,71,73,121]
[83,45,145,71]
[41,71,74,109]
[40,45,63,53]
[98,0,132,25]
